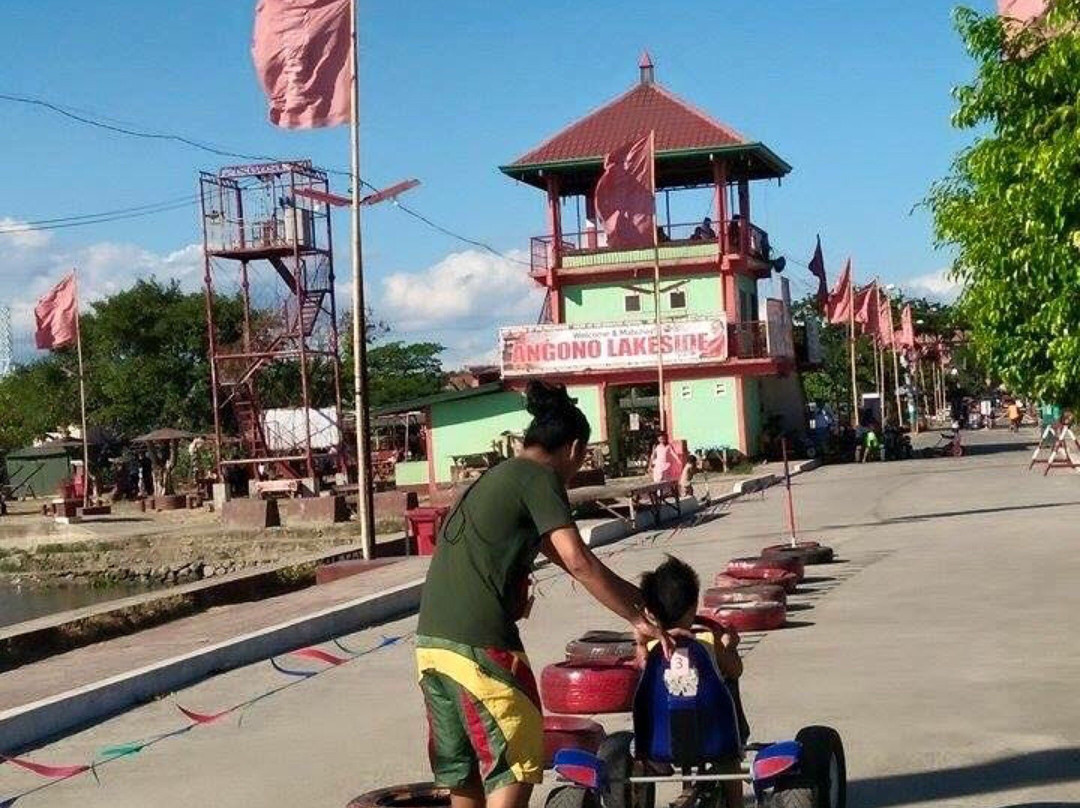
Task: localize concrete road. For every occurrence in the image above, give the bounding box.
[1,428,1077,808]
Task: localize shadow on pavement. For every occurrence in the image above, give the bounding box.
[959,439,1036,456]
[848,748,1080,808]
[820,500,1080,531]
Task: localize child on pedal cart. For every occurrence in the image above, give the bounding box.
[635,556,750,808]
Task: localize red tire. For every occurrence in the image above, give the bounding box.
[713,572,799,594]
[762,542,835,565]
[699,602,786,632]
[565,630,637,667]
[726,555,805,582]
[542,715,606,768]
[702,585,787,607]
[541,662,641,715]
[348,784,450,808]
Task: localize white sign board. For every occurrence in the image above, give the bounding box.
[500,318,728,377]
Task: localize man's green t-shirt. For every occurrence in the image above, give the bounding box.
[417,457,575,651]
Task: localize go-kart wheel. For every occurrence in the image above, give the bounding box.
[699,601,786,632]
[726,555,806,583]
[543,715,606,769]
[713,571,799,595]
[348,783,450,808]
[597,731,655,808]
[703,584,788,607]
[546,786,600,808]
[769,726,846,808]
[541,662,641,714]
[762,543,835,565]
[565,630,638,667]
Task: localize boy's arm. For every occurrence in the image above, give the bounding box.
[712,628,744,679]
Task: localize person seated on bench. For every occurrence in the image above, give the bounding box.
[636,556,750,808]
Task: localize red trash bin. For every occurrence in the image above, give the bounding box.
[405,506,449,556]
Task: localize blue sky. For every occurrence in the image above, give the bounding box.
[0,1,990,364]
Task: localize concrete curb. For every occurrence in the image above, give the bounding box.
[0,577,424,754]
[733,473,778,495]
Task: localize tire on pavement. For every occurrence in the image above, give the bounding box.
[546,787,601,808]
[768,726,847,808]
[726,555,805,583]
[348,784,451,808]
[565,630,638,667]
[698,601,786,632]
[543,715,606,769]
[762,543,835,565]
[541,662,641,715]
[713,571,800,594]
[597,730,655,808]
[703,585,788,607]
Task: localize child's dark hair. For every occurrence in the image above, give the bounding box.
[640,555,700,629]
[523,381,591,452]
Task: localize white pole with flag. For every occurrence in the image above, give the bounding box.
[348,0,376,559]
[647,131,666,432]
[72,271,91,507]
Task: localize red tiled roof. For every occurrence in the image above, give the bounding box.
[509,80,749,168]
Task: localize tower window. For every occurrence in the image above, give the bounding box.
[669,290,687,309]
[624,294,642,313]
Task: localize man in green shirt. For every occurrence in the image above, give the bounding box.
[416,382,671,808]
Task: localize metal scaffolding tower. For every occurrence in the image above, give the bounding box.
[0,304,12,377]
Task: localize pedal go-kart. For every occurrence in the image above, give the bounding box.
[547,627,846,808]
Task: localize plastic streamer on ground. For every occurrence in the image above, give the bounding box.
[0,633,411,805]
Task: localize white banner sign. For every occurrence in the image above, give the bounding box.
[500,318,728,377]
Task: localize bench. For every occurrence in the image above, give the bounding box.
[253,479,302,499]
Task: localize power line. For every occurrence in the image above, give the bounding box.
[0,91,531,264]
[0,198,197,234]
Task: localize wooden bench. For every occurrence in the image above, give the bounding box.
[253,479,302,499]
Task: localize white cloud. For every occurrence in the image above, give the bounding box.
[0,217,52,250]
[377,249,544,365]
[900,268,961,302]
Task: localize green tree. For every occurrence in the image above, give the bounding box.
[929,1,1080,405]
[366,341,446,407]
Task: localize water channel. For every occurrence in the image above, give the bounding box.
[0,581,157,629]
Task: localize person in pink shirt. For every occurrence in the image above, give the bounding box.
[649,431,683,483]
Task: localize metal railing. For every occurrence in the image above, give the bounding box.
[529,219,770,276]
[729,321,769,359]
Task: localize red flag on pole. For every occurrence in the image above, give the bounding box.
[898,304,916,348]
[34,273,78,350]
[854,283,879,337]
[594,132,656,249]
[252,0,352,129]
[808,236,828,306]
[825,259,852,324]
[998,0,1048,23]
[878,295,894,346]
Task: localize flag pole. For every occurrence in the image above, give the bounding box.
[649,130,666,432]
[349,0,375,560]
[892,344,904,427]
[848,265,859,428]
[73,270,91,508]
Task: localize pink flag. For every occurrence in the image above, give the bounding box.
[825,259,852,325]
[877,295,894,346]
[854,284,879,337]
[898,304,916,348]
[998,0,1048,23]
[34,273,78,350]
[252,0,352,129]
[808,236,828,306]
[594,132,656,250]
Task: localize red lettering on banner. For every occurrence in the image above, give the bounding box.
[588,340,602,358]
[633,337,648,355]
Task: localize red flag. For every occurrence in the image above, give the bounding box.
[825,259,852,325]
[998,0,1048,23]
[34,273,78,350]
[878,295,894,346]
[594,132,656,249]
[808,236,828,305]
[898,304,916,348]
[854,283,879,337]
[252,0,352,129]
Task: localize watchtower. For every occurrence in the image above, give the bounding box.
[199,160,345,490]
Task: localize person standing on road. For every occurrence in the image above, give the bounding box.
[416,381,673,808]
[650,431,682,483]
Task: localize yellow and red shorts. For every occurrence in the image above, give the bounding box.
[416,636,544,794]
